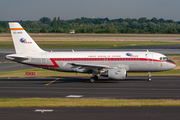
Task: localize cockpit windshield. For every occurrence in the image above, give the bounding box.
[160,57,169,61]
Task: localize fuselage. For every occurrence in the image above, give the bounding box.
[6,51,176,73]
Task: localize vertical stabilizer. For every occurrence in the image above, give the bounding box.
[9,22,44,54]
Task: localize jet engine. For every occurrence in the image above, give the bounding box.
[100,68,127,80]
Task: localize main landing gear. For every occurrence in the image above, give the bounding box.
[148,72,151,82]
[89,75,98,83]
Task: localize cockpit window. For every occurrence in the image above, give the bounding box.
[160,57,169,61]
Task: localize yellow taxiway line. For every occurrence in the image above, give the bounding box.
[45,78,59,86]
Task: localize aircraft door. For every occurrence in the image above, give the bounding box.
[41,54,47,65]
[147,54,153,64]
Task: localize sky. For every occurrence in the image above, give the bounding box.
[0,0,180,21]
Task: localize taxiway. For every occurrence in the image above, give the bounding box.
[0,76,179,99]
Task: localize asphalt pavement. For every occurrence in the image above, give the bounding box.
[0,76,179,99]
[0,76,180,120]
[1,107,180,120]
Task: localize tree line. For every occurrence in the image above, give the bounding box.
[1,17,180,33]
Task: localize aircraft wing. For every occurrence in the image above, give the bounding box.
[68,62,130,72]
[68,62,112,71]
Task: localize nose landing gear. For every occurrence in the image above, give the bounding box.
[148,72,151,82]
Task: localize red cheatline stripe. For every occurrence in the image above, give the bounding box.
[51,58,141,61]
[50,57,175,65]
[10,28,24,30]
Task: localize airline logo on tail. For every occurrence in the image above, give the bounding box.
[20,38,32,44]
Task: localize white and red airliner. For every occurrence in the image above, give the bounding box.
[6,22,176,82]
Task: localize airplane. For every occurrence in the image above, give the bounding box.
[6,22,176,83]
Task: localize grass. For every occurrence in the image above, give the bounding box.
[2,33,180,37]
[0,68,90,77]
[0,98,180,107]
[0,68,179,78]
[0,41,180,49]
[129,70,180,76]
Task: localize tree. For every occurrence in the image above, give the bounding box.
[104,18,109,22]
[0,21,8,28]
[124,18,132,24]
[121,22,129,28]
[150,27,156,33]
[57,17,61,27]
[166,19,174,23]
[148,22,156,28]
[31,22,39,29]
[138,17,147,23]
[106,27,117,33]
[81,27,87,33]
[52,17,58,28]
[0,16,180,34]
[39,17,51,24]
[131,21,139,29]
[151,17,158,23]
[0,28,3,33]
[40,28,48,33]
[159,18,165,23]
[118,18,124,23]
[141,22,148,29]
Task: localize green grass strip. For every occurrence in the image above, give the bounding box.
[0,68,180,77]
[2,33,180,37]
[0,41,180,49]
[0,98,180,107]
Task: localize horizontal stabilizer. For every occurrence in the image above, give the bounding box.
[6,54,29,61]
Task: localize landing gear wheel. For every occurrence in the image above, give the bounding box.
[90,77,95,83]
[94,75,98,81]
[148,72,151,82]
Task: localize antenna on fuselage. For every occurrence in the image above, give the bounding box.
[147,49,149,52]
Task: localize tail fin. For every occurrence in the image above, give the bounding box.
[9,22,44,54]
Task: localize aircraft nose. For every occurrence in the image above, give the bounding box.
[168,60,176,69]
[171,63,176,69]
[167,60,175,65]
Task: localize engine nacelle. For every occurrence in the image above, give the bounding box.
[100,68,127,80]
